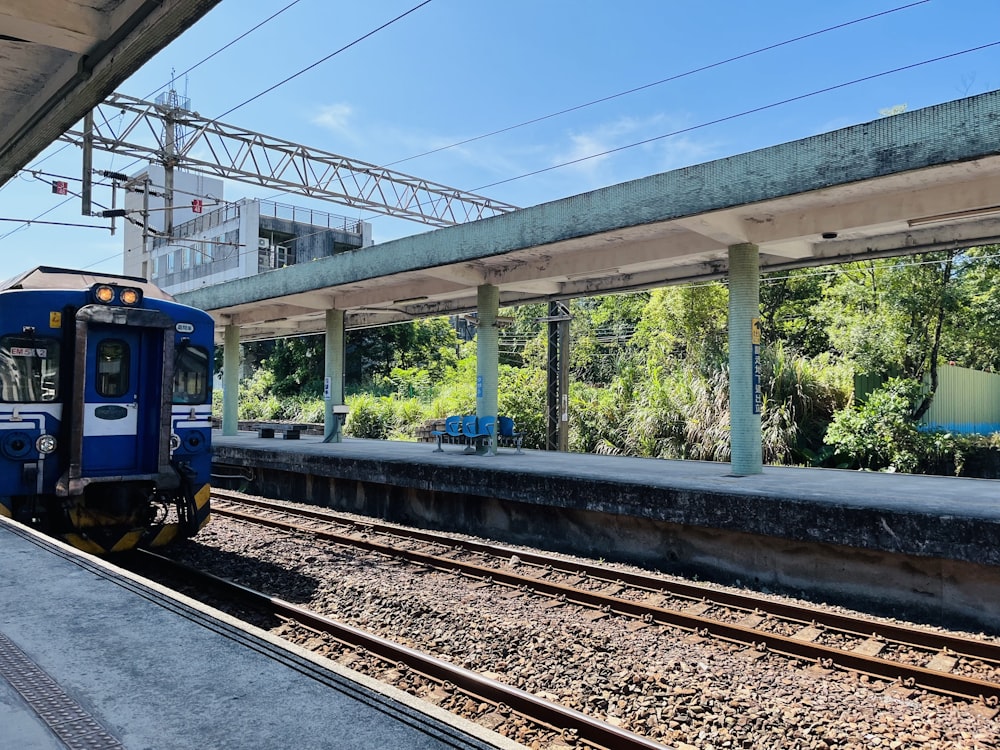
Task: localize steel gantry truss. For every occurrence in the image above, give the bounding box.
[61,92,518,227]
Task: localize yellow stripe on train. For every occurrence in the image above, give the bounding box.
[195,483,210,511]
[61,534,110,556]
[147,524,180,548]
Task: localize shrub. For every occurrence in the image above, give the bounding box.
[344,393,396,439]
[824,377,945,473]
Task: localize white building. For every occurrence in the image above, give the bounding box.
[122,165,372,295]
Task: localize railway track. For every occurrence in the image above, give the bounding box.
[131,548,663,750]
[208,489,1000,712]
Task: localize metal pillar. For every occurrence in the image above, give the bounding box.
[476,284,499,454]
[546,300,570,451]
[222,322,240,436]
[323,309,347,442]
[728,243,763,475]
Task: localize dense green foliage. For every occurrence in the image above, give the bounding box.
[221,246,1000,475]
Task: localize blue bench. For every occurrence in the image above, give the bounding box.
[461,415,495,455]
[431,416,463,452]
[432,415,523,455]
[497,416,524,453]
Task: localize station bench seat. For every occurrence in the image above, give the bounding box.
[253,422,309,440]
[431,415,523,454]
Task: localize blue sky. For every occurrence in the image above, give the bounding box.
[1,0,998,280]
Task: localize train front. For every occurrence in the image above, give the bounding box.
[0,274,214,554]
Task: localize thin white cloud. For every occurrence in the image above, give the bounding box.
[311,103,355,134]
[550,113,720,188]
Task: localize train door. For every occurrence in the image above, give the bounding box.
[81,325,162,476]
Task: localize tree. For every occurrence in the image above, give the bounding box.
[346,318,461,389]
[816,251,959,418]
[630,284,728,372]
[942,245,1000,372]
[760,268,829,356]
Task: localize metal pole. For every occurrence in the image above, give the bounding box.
[81,112,93,217]
[546,300,571,451]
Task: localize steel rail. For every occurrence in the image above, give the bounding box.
[210,493,1000,705]
[212,491,1000,662]
[136,550,664,750]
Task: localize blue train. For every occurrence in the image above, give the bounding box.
[0,267,213,554]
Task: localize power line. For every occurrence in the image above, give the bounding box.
[265,1,931,210]
[213,0,434,121]
[83,1,439,226]
[0,0,306,193]
[0,197,73,242]
[380,1,931,169]
[0,217,108,229]
[141,0,305,103]
[471,40,1000,193]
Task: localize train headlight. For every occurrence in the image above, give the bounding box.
[94,284,116,303]
[169,433,181,451]
[120,287,142,306]
[35,434,57,454]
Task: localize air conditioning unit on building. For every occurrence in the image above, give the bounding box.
[257,238,269,249]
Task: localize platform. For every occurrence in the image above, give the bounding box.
[0,519,517,750]
[212,431,1000,633]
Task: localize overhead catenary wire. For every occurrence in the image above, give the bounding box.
[39,0,439,246]
[212,0,434,121]
[1,1,991,283]
[0,1,309,240]
[471,40,1000,193]
[378,1,932,169]
[264,0,933,207]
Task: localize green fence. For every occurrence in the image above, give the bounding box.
[919,365,1000,435]
[855,366,1000,435]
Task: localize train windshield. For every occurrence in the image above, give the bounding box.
[0,335,60,402]
[173,344,209,405]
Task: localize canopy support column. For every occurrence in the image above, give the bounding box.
[728,243,763,475]
[324,309,346,442]
[476,284,499,454]
[222,322,240,436]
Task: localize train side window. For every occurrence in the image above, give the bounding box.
[0,335,60,402]
[96,339,130,397]
[173,344,209,405]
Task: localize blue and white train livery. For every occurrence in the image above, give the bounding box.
[0,267,213,553]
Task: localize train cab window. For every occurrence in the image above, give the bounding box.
[173,344,209,405]
[0,335,60,402]
[96,340,130,397]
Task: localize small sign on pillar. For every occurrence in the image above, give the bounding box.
[751,317,762,414]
